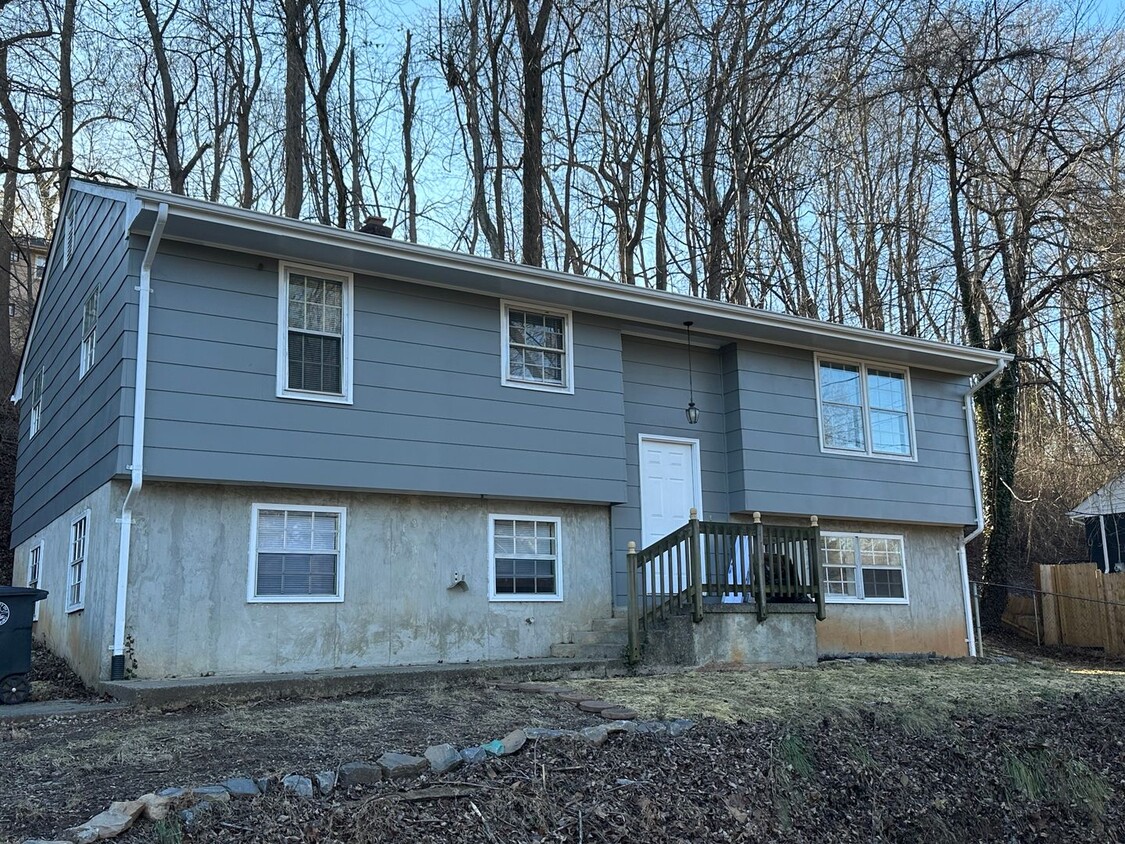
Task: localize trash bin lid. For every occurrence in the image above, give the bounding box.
[0,586,49,601]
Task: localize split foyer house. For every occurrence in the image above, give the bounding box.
[11,180,1010,684]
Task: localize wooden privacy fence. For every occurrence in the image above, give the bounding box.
[1035,563,1125,656]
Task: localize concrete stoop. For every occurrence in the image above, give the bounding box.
[642,604,819,668]
[550,616,628,660]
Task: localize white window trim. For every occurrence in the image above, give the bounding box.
[247,503,347,603]
[488,514,564,602]
[500,300,575,394]
[814,354,917,462]
[275,263,354,404]
[821,530,909,605]
[28,541,44,622]
[63,203,76,267]
[67,511,90,613]
[28,368,44,439]
[80,285,99,379]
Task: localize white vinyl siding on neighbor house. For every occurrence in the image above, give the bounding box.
[68,512,89,612]
[80,285,99,378]
[248,504,346,602]
[28,368,44,438]
[276,264,353,403]
[820,532,908,603]
[489,515,563,601]
[816,356,915,459]
[27,541,43,621]
[500,301,574,393]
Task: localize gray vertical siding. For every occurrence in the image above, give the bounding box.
[610,336,730,607]
[724,341,977,524]
[140,241,628,503]
[11,191,134,547]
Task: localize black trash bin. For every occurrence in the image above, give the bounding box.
[0,585,48,705]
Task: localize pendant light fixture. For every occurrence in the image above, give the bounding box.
[684,321,699,424]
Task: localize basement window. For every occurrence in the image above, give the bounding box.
[68,512,89,613]
[820,532,908,604]
[277,264,353,404]
[489,515,563,601]
[28,541,43,622]
[249,504,346,602]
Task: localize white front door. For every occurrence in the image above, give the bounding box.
[639,436,702,592]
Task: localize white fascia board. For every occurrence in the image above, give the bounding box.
[132,189,1013,376]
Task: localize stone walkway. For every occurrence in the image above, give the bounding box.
[0,699,127,723]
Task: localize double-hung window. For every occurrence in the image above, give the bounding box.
[249,504,346,602]
[817,357,913,458]
[28,368,44,438]
[27,542,43,621]
[820,532,908,603]
[501,302,574,393]
[489,515,562,601]
[80,286,99,378]
[68,512,89,612]
[277,265,353,403]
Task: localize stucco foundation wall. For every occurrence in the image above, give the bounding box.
[812,520,968,658]
[12,481,122,685]
[126,484,612,678]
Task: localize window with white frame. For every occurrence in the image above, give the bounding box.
[817,357,913,458]
[489,515,562,600]
[68,513,89,612]
[501,302,573,392]
[28,368,44,438]
[820,532,907,602]
[63,203,76,267]
[80,285,99,378]
[278,265,353,402]
[249,505,345,601]
[27,542,43,621]
[34,255,45,281]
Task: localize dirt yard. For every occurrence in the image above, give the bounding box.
[4,639,1125,843]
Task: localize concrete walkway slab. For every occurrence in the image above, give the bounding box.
[0,699,128,722]
[98,657,625,708]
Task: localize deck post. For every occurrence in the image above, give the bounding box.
[810,515,826,620]
[688,508,703,622]
[753,511,768,622]
[626,541,640,662]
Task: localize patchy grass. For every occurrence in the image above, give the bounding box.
[569,660,1125,726]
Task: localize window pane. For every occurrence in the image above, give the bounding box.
[312,513,338,551]
[871,410,911,455]
[258,510,286,550]
[867,370,907,411]
[289,333,342,393]
[285,511,313,549]
[823,404,865,451]
[820,363,861,405]
[862,567,905,599]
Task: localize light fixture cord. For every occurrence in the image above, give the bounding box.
[686,321,695,403]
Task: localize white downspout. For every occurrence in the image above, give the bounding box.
[111,202,168,681]
[1099,514,1111,574]
[959,358,1008,657]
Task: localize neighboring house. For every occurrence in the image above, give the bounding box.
[1070,477,1125,573]
[8,235,48,351]
[10,180,1011,685]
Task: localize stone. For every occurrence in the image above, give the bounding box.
[524,727,577,741]
[316,771,337,795]
[378,751,430,779]
[599,706,638,721]
[603,720,637,734]
[668,719,696,737]
[64,798,146,841]
[499,729,527,756]
[178,801,214,832]
[137,793,174,822]
[633,721,668,735]
[579,725,610,746]
[460,746,487,765]
[425,743,463,775]
[282,774,314,798]
[494,682,523,691]
[191,785,231,803]
[555,691,591,703]
[61,830,98,844]
[338,762,383,787]
[576,699,616,713]
[481,739,505,757]
[156,787,187,799]
[222,777,260,798]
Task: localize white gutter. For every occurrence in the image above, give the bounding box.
[958,357,1009,657]
[111,202,167,680]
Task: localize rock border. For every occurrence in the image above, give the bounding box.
[21,683,693,844]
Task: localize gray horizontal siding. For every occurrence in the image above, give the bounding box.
[12,192,133,547]
[611,336,730,606]
[725,341,976,525]
[140,242,627,504]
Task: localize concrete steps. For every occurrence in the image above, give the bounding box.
[550,616,628,660]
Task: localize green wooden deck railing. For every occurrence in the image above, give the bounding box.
[626,510,826,662]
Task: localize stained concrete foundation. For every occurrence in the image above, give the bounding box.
[643,604,819,668]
